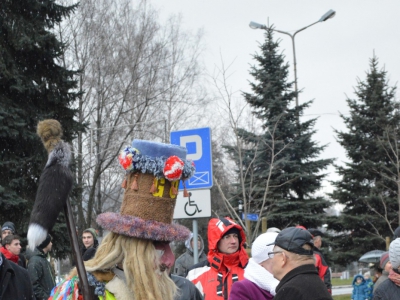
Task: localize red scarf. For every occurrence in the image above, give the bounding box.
[388,269,400,286]
[0,246,19,264]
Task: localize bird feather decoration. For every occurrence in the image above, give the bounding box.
[27,119,73,251]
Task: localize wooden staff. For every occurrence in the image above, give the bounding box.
[64,199,92,299]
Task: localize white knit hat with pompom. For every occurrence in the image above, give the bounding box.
[251,232,278,263]
[389,238,400,269]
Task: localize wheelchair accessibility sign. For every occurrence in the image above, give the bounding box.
[170,127,213,190]
[173,189,211,219]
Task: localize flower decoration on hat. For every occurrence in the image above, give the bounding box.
[163,156,184,181]
[118,145,195,182]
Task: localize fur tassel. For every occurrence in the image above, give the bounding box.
[149,178,157,194]
[183,181,189,197]
[171,185,178,195]
[121,177,127,189]
[131,173,139,190]
[27,120,73,251]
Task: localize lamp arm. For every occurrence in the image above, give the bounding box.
[293,20,319,38]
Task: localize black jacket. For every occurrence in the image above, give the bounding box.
[275,264,333,300]
[81,239,99,261]
[0,253,35,300]
[171,274,203,300]
[27,248,56,300]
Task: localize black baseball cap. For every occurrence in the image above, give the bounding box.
[267,227,314,255]
[308,228,324,238]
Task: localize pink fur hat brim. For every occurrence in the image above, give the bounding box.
[97,212,190,242]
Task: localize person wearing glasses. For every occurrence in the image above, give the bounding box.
[268,227,333,300]
[229,232,279,300]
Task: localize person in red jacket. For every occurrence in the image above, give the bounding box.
[187,217,249,299]
[0,234,22,266]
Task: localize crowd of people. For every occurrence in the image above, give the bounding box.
[1,135,400,300]
[0,221,99,299]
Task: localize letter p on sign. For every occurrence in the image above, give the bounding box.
[180,135,202,160]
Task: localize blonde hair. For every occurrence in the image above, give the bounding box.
[72,232,177,300]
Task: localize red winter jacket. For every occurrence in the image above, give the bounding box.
[187,217,249,300]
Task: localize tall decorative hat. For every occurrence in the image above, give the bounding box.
[97,139,195,242]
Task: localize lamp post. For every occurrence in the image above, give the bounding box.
[249,9,336,109]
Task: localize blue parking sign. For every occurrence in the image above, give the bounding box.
[170,127,213,190]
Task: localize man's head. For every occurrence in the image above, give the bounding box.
[389,238,400,272]
[217,227,240,254]
[1,222,15,240]
[38,234,52,254]
[84,232,177,300]
[251,232,278,273]
[207,217,246,257]
[380,251,391,273]
[190,238,202,251]
[308,228,323,249]
[268,227,314,280]
[82,228,97,249]
[3,234,21,256]
[394,226,400,240]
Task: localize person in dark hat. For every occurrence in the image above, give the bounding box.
[268,227,332,300]
[26,234,55,300]
[373,251,391,293]
[1,221,16,243]
[81,228,99,261]
[187,217,249,299]
[308,228,332,294]
[50,139,196,300]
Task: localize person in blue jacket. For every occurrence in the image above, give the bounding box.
[352,274,368,300]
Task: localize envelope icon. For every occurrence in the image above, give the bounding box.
[189,171,210,185]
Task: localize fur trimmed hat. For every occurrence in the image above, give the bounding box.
[97,139,195,242]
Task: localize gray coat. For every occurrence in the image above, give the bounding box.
[373,271,388,293]
[373,277,400,300]
[174,234,207,277]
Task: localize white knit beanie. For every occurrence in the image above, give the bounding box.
[389,238,400,269]
[251,232,278,264]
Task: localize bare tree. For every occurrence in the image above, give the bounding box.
[58,0,208,231]
[362,123,400,240]
[209,57,292,244]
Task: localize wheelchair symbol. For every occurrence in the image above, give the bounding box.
[184,192,202,216]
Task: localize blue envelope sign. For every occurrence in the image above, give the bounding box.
[171,127,213,189]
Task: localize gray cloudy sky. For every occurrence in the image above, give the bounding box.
[152,0,400,193]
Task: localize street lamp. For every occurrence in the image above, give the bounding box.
[249,9,336,109]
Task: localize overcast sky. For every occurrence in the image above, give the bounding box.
[151,0,400,194]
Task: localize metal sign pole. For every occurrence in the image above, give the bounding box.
[193,219,199,264]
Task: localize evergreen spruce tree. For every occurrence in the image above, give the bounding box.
[330,56,400,264]
[0,0,82,258]
[225,27,332,237]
